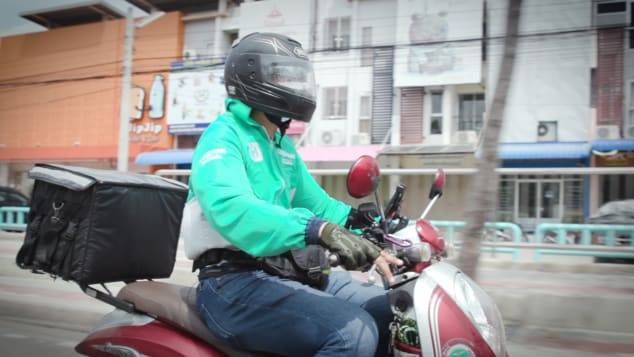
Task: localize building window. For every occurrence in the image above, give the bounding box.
[430,91,443,134]
[361,27,373,66]
[360,95,371,118]
[324,87,348,119]
[628,81,634,128]
[183,19,215,59]
[597,2,626,13]
[359,95,371,134]
[458,93,485,131]
[629,29,634,49]
[590,68,597,108]
[325,17,351,50]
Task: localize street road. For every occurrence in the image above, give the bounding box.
[0,318,631,357]
[1,233,634,356]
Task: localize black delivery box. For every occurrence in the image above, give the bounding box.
[16,164,188,285]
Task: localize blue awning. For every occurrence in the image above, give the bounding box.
[498,142,590,160]
[135,149,194,165]
[592,139,634,152]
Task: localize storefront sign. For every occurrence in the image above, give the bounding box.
[400,153,477,169]
[595,152,634,167]
[167,68,226,134]
[394,0,483,87]
[129,122,163,143]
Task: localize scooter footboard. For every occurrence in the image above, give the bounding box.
[75,309,223,357]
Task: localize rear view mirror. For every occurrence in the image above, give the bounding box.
[346,155,380,199]
[428,168,445,199]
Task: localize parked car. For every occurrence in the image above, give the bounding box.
[588,199,634,264]
[0,186,29,232]
[0,186,29,208]
[588,199,634,226]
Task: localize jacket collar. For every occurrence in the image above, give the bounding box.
[225,98,258,127]
[225,98,280,141]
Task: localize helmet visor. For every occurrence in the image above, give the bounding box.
[260,55,316,101]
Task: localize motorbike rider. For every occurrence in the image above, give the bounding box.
[182,32,402,356]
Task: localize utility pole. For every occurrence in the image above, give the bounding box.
[117,7,135,172]
[457,0,522,280]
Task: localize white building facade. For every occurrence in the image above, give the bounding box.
[165,0,623,227]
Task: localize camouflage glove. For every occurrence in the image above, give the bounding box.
[319,223,381,270]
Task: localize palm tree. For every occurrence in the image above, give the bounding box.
[458,0,522,280]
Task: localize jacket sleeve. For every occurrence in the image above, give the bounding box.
[291,154,351,226]
[190,125,313,257]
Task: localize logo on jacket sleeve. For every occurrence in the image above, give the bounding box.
[199,148,227,165]
[248,142,263,162]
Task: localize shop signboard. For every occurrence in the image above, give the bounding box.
[595,152,634,167]
[394,0,483,87]
[166,64,226,134]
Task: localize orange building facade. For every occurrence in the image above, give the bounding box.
[0,12,183,193]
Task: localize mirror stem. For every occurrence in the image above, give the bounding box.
[420,194,440,220]
[374,190,389,237]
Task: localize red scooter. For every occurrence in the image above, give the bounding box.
[75,156,507,356]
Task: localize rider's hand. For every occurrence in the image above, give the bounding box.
[319,223,381,270]
[374,250,403,284]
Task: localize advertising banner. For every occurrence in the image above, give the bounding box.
[394,0,483,87]
[166,66,226,134]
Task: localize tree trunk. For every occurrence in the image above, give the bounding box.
[457,0,522,280]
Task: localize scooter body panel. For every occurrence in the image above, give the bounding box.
[392,262,496,357]
[76,311,224,357]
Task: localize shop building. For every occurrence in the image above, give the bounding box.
[0,3,183,193]
[588,0,634,213]
[381,0,595,228]
[137,0,619,226]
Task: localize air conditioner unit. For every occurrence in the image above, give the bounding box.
[183,48,198,60]
[452,130,478,145]
[594,125,621,140]
[320,130,345,146]
[537,121,557,142]
[594,1,628,28]
[625,125,634,138]
[351,133,370,145]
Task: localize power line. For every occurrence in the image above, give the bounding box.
[0,24,608,89]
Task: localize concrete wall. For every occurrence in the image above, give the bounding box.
[0,12,183,163]
[487,0,593,143]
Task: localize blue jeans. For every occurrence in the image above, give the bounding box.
[197,270,392,356]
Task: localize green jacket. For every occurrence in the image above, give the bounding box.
[181,98,351,259]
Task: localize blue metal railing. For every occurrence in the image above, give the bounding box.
[533,223,634,261]
[429,221,634,261]
[0,206,29,232]
[431,220,523,260]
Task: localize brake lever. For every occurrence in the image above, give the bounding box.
[383,234,412,248]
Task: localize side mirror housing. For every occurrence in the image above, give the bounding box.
[346,155,381,199]
[428,168,445,199]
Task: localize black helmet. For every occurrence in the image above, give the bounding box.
[224,32,316,123]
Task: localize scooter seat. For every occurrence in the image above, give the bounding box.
[118,281,267,357]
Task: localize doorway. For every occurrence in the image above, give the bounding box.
[514,179,563,230]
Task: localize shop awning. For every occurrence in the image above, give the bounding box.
[592,139,634,152]
[297,145,382,162]
[136,149,194,165]
[498,142,590,160]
